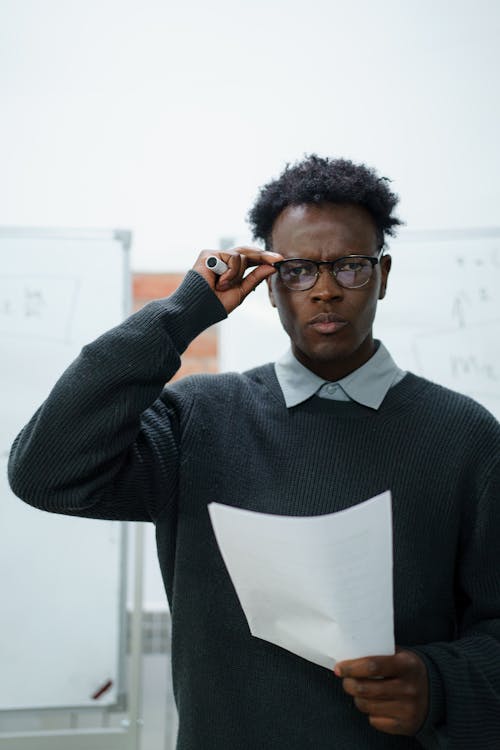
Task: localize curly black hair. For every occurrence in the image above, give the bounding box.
[248,154,402,249]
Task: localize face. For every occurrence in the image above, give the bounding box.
[267,202,391,381]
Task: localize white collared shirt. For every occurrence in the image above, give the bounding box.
[274,341,406,409]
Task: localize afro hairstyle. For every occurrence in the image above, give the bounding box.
[248,154,402,250]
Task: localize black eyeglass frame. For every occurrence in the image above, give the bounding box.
[272,251,384,291]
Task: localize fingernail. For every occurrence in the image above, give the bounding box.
[334,666,342,677]
[266,252,282,257]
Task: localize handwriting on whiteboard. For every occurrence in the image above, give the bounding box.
[0,276,79,342]
[376,236,500,419]
[450,355,498,382]
[450,247,498,328]
[413,324,500,418]
[438,249,499,401]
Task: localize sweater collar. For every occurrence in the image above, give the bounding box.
[274,341,405,410]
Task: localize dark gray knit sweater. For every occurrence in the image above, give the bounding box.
[8,271,500,749]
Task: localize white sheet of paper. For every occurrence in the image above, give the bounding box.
[208,491,394,670]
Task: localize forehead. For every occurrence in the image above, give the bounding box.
[271,203,378,257]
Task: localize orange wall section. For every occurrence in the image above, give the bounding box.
[132,272,219,381]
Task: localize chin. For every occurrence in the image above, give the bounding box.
[298,334,373,374]
[309,342,352,362]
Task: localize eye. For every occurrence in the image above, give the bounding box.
[278,260,318,288]
[289,264,311,277]
[337,260,365,272]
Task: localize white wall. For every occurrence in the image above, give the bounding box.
[1,0,499,273]
[2,0,499,609]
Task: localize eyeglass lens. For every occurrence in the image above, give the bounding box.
[278,257,375,290]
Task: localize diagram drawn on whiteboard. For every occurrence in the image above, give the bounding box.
[0,275,80,343]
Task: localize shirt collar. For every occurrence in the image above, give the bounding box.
[274,341,405,409]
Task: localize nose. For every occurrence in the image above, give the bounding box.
[311,264,344,301]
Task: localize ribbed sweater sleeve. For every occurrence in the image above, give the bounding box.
[414,451,500,749]
[8,270,227,522]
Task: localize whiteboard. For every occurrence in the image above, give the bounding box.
[375,229,500,420]
[0,228,130,711]
[219,229,500,421]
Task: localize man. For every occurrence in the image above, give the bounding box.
[9,156,500,749]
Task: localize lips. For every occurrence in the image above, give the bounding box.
[308,313,348,334]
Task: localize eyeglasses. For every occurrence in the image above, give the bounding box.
[273,252,383,291]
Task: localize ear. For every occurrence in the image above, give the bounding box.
[266,275,277,307]
[378,254,391,300]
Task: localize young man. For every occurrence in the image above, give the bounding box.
[9,156,500,749]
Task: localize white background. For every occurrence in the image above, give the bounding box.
[1,0,499,272]
[1,0,499,609]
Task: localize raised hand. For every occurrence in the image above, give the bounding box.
[194,247,283,314]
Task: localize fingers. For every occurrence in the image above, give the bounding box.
[342,677,411,701]
[335,650,420,680]
[194,246,283,314]
[335,657,381,679]
[335,650,429,737]
[212,247,282,290]
[369,716,404,735]
[354,696,401,717]
[354,693,425,735]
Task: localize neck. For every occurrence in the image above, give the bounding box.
[292,338,377,381]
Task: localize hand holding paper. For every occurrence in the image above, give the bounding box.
[335,649,429,736]
[208,491,394,670]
